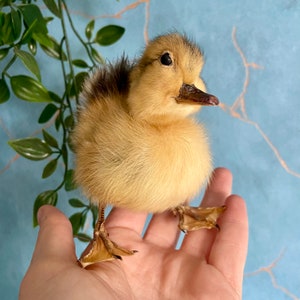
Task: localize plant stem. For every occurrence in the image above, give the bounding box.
[62,0,97,67]
[53,114,69,194]
[58,0,79,105]
[59,37,73,117]
[2,54,17,78]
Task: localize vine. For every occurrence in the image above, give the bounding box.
[0,0,125,241]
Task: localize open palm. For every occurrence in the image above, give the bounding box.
[20,168,248,300]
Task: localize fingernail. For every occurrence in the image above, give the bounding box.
[37,205,45,225]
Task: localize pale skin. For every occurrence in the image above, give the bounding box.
[19,168,248,300]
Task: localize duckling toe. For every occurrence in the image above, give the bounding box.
[175,205,226,232]
[79,222,136,268]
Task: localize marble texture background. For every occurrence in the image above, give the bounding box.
[1,0,300,299]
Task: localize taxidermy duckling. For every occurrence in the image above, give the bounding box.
[72,33,226,268]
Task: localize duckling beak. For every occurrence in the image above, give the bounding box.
[176,83,219,106]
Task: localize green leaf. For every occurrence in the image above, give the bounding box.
[1,13,14,44]
[72,59,89,68]
[55,112,61,131]
[75,232,91,243]
[0,12,4,27]
[42,129,59,148]
[85,19,95,41]
[69,212,82,235]
[10,8,22,40]
[69,198,86,208]
[42,158,57,178]
[64,114,74,130]
[33,32,53,48]
[48,91,62,103]
[0,48,9,60]
[0,78,10,103]
[21,19,38,44]
[20,4,48,34]
[14,48,41,80]
[94,25,125,46]
[44,16,54,24]
[10,75,52,102]
[8,137,52,161]
[91,205,98,228]
[91,46,104,64]
[38,103,58,123]
[0,10,4,20]
[28,39,37,55]
[80,212,87,228]
[64,169,77,191]
[40,35,66,60]
[43,0,61,18]
[33,190,58,226]
[70,72,88,97]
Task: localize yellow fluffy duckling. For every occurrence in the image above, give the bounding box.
[72,33,225,268]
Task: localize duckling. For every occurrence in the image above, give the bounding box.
[72,33,226,268]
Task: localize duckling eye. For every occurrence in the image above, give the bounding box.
[160,52,173,66]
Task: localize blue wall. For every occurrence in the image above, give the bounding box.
[1,0,300,298]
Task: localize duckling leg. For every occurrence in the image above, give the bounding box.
[79,205,137,268]
[174,205,226,232]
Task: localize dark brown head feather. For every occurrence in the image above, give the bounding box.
[81,55,133,104]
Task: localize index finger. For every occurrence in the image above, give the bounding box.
[31,205,77,265]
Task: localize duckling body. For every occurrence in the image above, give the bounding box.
[73,71,211,212]
[72,33,224,267]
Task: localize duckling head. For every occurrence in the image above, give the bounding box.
[127,33,219,122]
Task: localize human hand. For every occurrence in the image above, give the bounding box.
[19,168,248,300]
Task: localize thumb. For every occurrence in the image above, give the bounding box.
[30,205,77,265]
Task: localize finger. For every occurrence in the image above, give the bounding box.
[180,168,232,258]
[209,195,248,295]
[201,167,233,207]
[31,205,77,265]
[143,211,180,248]
[105,207,148,237]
